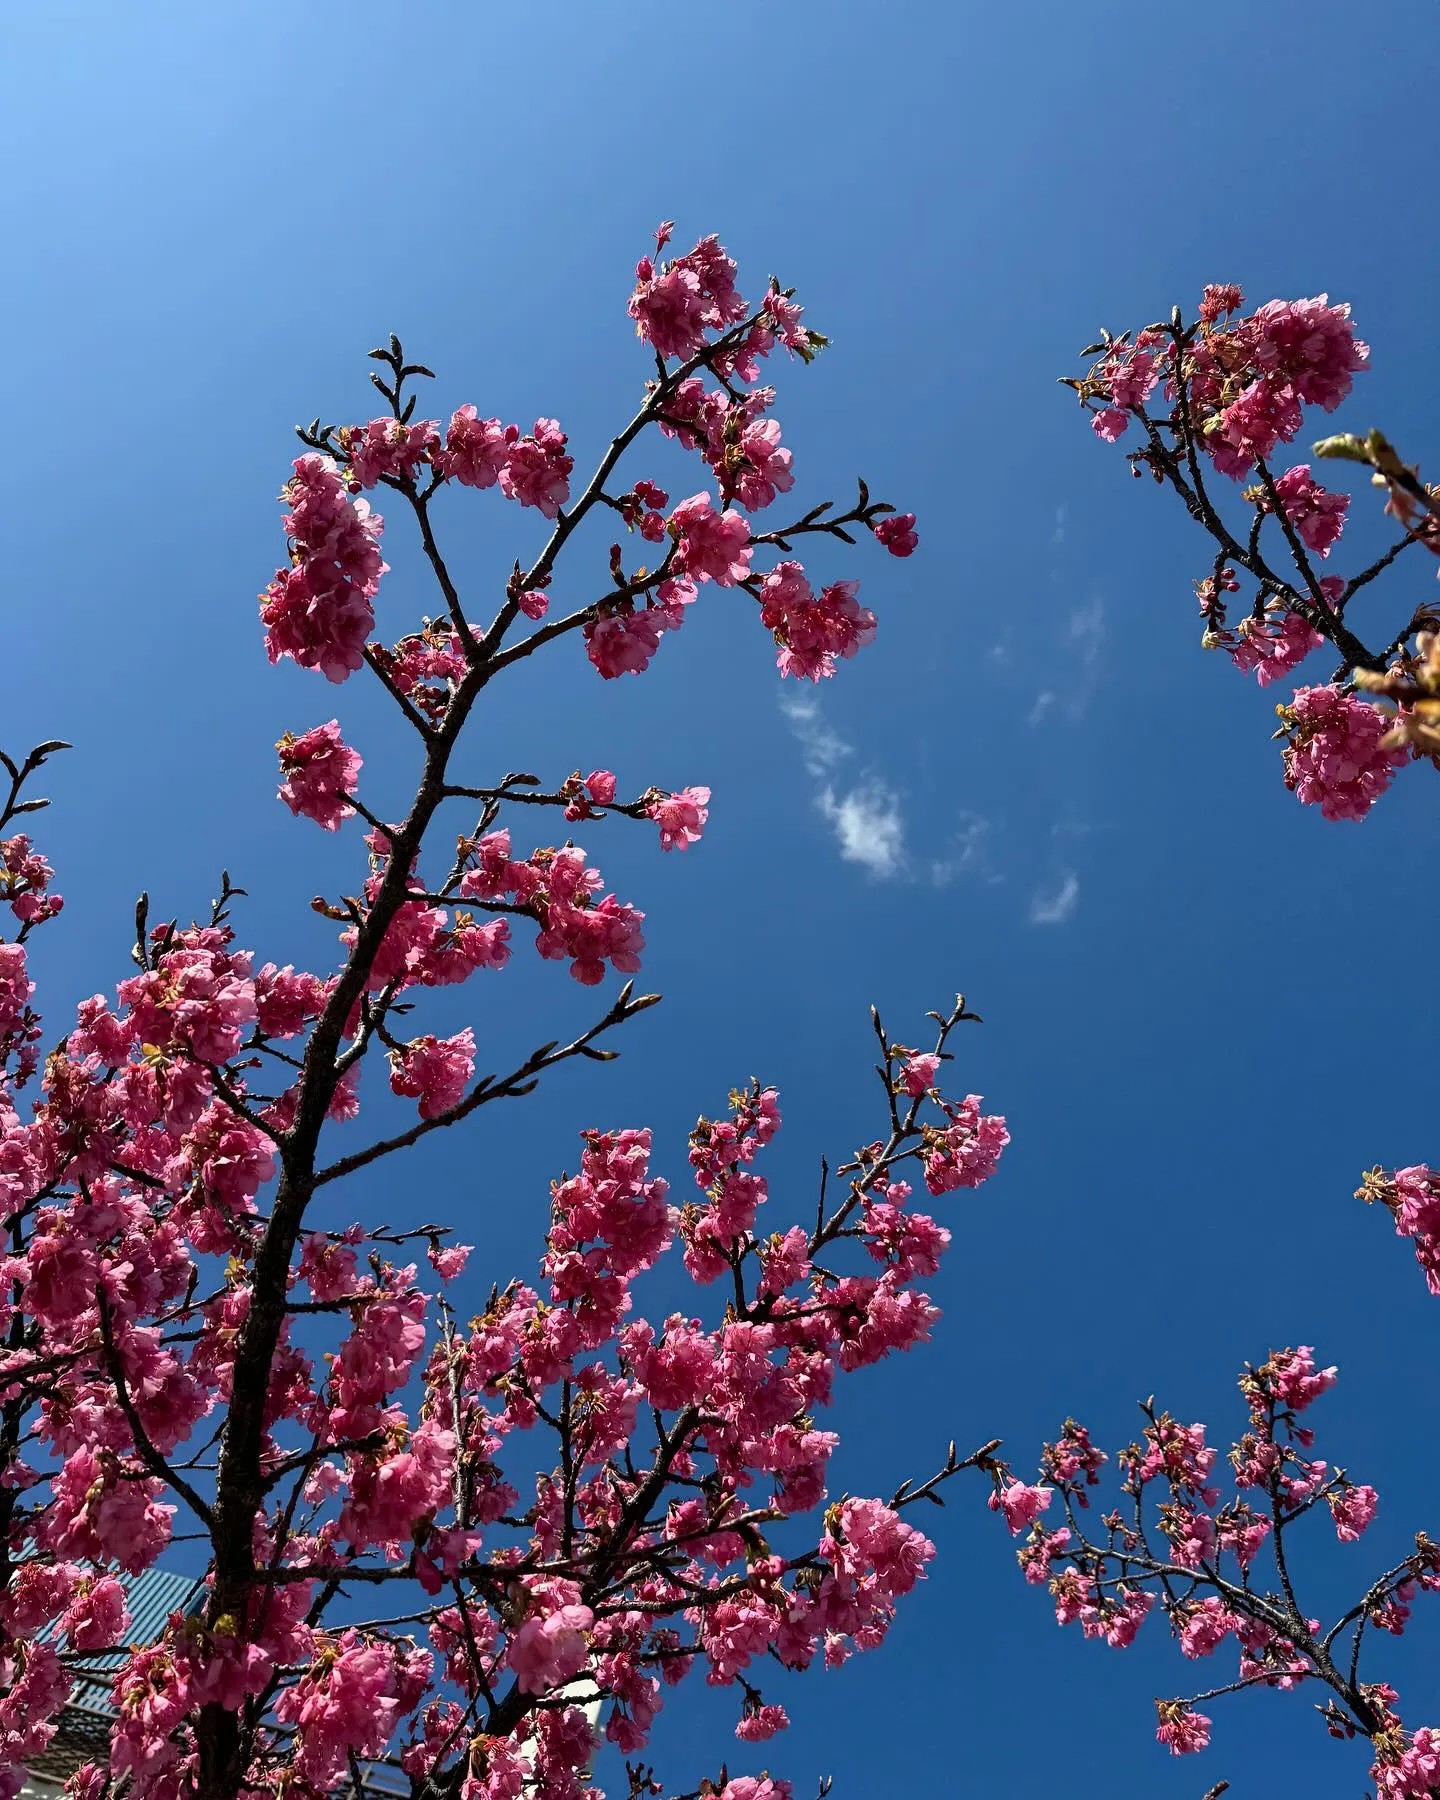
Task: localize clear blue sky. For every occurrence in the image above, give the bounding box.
[5,2,1440,1792]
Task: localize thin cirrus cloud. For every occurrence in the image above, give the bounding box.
[781,693,1085,911]
[1029,870,1080,926]
[1023,597,1107,727]
[929,812,1001,888]
[779,692,907,879]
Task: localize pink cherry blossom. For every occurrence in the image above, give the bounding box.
[873,511,918,556]
[1330,1483,1379,1542]
[670,493,753,587]
[735,1702,790,1742]
[758,561,877,681]
[629,234,747,362]
[1265,1344,1338,1412]
[989,1480,1053,1535]
[1199,282,1244,325]
[647,786,710,851]
[899,1052,940,1096]
[498,419,573,517]
[923,1094,1009,1194]
[262,454,387,683]
[434,406,516,488]
[1380,1164,1440,1295]
[1282,685,1406,821]
[276,720,362,831]
[61,1574,130,1650]
[1155,1703,1212,1756]
[1372,1726,1440,1799]
[731,419,794,516]
[388,1028,476,1120]
[342,417,439,489]
[720,1780,793,1800]
[426,1240,471,1282]
[0,834,62,925]
[629,262,709,362]
[1103,348,1159,410]
[1179,1597,1238,1659]
[584,578,696,680]
[508,1597,594,1694]
[1271,463,1350,556]
[1228,610,1326,687]
[1247,294,1369,411]
[0,945,33,1041]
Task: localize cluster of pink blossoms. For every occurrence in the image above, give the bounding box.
[1193,561,1334,691]
[758,563,877,682]
[343,410,576,520]
[0,229,962,1800]
[388,1027,476,1120]
[453,827,644,987]
[670,492,754,586]
[1226,606,1328,687]
[1268,462,1351,556]
[0,833,62,926]
[1075,283,1440,824]
[584,576,696,679]
[921,1093,1010,1194]
[0,942,36,1069]
[646,784,710,851]
[261,231,911,711]
[873,511,918,556]
[553,770,710,854]
[1359,1164,1440,1296]
[658,381,797,514]
[987,1346,1440,1780]
[1370,1715,1440,1798]
[1280,684,1408,820]
[1192,294,1368,478]
[1088,287,1368,479]
[262,407,573,680]
[628,230,752,362]
[276,720,363,831]
[110,1048,990,1796]
[261,453,388,683]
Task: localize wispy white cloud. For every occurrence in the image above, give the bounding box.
[1029,870,1080,926]
[780,693,908,879]
[1024,599,1107,726]
[1053,503,1068,546]
[930,812,1002,888]
[777,692,853,779]
[1069,599,1105,662]
[817,779,907,879]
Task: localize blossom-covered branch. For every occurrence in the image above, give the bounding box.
[0,227,1007,1800]
[988,1347,1440,1793]
[1067,287,1440,820]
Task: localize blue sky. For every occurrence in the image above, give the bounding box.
[5,1,1440,1791]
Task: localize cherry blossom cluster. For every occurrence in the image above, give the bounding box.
[1358,1164,1440,1298]
[0,975,1002,1800]
[0,230,984,1800]
[1068,285,1440,819]
[987,1346,1439,1790]
[0,745,69,1085]
[270,231,912,702]
[1082,287,1367,472]
[1276,683,1408,820]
